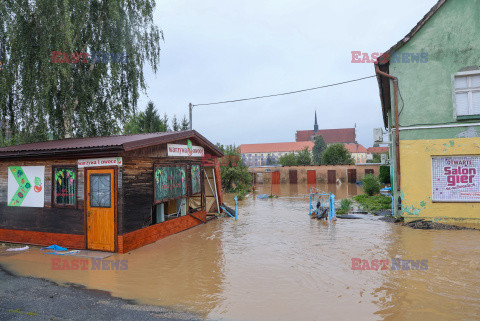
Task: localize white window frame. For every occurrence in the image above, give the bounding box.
[453,70,480,117]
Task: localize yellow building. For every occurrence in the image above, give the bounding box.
[375,0,480,226]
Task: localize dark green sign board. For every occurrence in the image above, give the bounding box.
[154,166,186,202]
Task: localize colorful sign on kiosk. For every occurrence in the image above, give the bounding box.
[167,139,204,157]
[78,157,123,168]
[7,166,45,207]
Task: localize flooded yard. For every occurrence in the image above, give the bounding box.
[2,183,480,320]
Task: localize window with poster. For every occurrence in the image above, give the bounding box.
[190,163,203,196]
[153,164,187,224]
[52,166,77,207]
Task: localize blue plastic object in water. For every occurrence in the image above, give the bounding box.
[257,194,269,199]
[41,245,68,251]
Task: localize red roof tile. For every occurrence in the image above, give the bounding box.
[239,141,314,154]
[296,128,356,143]
[367,147,389,154]
[344,143,368,154]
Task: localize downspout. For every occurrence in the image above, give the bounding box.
[374,63,401,192]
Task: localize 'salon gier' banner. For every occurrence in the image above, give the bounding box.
[432,156,480,202]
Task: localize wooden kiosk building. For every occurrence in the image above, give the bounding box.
[0,130,223,253]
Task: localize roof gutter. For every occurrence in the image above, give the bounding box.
[375,63,401,192]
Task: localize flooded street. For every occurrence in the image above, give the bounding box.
[2,184,480,320]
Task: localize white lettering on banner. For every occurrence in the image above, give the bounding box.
[432,156,480,202]
[78,157,123,168]
[167,144,204,157]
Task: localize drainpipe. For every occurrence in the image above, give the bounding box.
[374,63,400,192]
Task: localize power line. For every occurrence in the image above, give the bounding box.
[192,75,376,107]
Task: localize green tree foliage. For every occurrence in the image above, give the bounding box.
[220,145,252,196]
[363,174,380,196]
[296,147,312,165]
[171,115,180,131]
[162,113,170,131]
[367,153,382,163]
[312,135,327,165]
[321,144,354,165]
[215,143,225,152]
[181,115,190,131]
[379,166,391,184]
[123,101,166,134]
[278,153,298,166]
[0,1,162,145]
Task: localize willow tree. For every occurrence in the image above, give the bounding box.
[0,0,162,145]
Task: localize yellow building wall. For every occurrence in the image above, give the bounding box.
[400,137,480,227]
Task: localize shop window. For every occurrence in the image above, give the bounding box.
[191,164,202,195]
[153,164,187,223]
[53,167,77,207]
[454,71,480,117]
[154,165,187,202]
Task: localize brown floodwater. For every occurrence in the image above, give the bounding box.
[1,183,480,320]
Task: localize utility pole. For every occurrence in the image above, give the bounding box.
[189,103,193,130]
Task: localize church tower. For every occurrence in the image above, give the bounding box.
[313,110,319,133]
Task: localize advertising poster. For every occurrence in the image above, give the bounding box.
[432,156,480,202]
[8,166,45,207]
[154,166,186,202]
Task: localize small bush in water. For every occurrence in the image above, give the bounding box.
[363,174,380,196]
[338,198,352,214]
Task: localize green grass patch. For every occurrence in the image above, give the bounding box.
[353,194,392,212]
[8,309,38,316]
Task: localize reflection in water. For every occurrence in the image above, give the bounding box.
[1,183,480,321]
[263,183,363,199]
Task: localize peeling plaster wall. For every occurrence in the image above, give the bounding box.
[400,137,480,225]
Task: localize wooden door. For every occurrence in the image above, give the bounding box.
[365,169,374,176]
[86,168,115,252]
[272,171,280,184]
[289,170,297,184]
[347,169,357,183]
[307,170,316,184]
[327,170,336,184]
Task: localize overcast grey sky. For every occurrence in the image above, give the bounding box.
[139,0,439,147]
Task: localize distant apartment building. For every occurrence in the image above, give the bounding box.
[239,141,314,167]
[295,111,356,144]
[345,143,368,163]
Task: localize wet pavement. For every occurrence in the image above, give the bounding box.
[0,266,200,321]
[1,183,480,320]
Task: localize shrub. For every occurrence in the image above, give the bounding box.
[379,166,391,184]
[363,174,380,196]
[337,198,352,214]
[278,153,298,166]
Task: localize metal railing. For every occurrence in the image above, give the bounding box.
[221,196,238,221]
[309,188,336,221]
